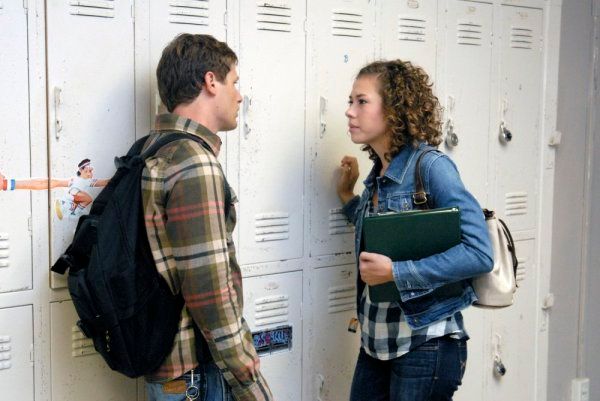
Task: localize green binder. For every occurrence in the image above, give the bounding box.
[362,207,461,303]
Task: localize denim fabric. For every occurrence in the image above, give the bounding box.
[342,143,493,329]
[146,361,234,401]
[349,336,467,401]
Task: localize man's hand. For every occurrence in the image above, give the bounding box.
[359,252,394,285]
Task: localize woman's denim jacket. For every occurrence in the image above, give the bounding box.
[342,142,494,329]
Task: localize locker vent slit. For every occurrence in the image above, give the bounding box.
[257,5,292,33]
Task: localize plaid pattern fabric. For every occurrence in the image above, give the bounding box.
[359,286,467,360]
[142,114,273,401]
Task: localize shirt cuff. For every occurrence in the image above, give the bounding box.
[341,195,361,221]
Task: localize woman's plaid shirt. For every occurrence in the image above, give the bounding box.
[141,114,272,401]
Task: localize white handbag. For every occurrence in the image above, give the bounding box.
[472,209,518,308]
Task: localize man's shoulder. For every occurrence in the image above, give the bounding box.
[149,133,221,172]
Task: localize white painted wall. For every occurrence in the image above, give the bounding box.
[584,1,600,399]
[549,1,599,400]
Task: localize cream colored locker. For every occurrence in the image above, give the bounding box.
[494,6,543,231]
[309,0,376,258]
[0,305,34,401]
[237,0,305,265]
[379,0,438,75]
[453,307,488,401]
[310,265,360,401]
[0,0,32,293]
[47,0,135,288]
[439,0,493,205]
[487,240,536,401]
[149,0,227,121]
[243,271,302,401]
[50,301,137,401]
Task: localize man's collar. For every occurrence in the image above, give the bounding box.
[153,113,222,156]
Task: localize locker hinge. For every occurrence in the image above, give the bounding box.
[27,216,32,235]
[130,3,134,20]
[29,344,34,363]
[303,18,308,33]
[223,11,228,28]
[22,0,28,13]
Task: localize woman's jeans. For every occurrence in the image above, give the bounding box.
[146,361,234,401]
[350,336,467,401]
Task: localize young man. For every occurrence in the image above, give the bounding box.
[142,34,273,401]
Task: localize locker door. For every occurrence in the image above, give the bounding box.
[237,0,305,265]
[487,240,536,401]
[47,1,135,288]
[454,308,488,401]
[50,301,137,401]
[494,6,543,231]
[0,0,32,293]
[310,265,360,401]
[379,0,438,76]
[243,272,302,401]
[149,0,227,132]
[439,0,493,205]
[0,305,34,401]
[309,0,376,258]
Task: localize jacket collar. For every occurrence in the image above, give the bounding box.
[363,142,426,188]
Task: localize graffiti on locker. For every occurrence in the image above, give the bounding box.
[0,159,109,220]
[252,325,292,355]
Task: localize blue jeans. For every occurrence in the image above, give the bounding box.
[146,362,234,401]
[350,337,467,401]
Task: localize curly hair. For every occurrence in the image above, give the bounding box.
[356,60,443,161]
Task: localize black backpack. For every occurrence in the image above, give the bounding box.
[51,132,226,378]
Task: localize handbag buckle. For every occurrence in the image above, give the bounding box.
[412,191,428,205]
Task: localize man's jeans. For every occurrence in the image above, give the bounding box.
[350,336,467,401]
[146,362,234,401]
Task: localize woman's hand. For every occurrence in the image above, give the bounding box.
[337,156,360,204]
[359,252,394,285]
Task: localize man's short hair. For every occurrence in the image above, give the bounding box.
[156,34,238,112]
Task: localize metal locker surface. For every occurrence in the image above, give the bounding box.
[487,239,536,401]
[308,0,376,259]
[149,0,228,163]
[453,307,488,401]
[236,0,306,265]
[310,265,359,401]
[379,0,438,76]
[0,0,33,293]
[50,301,137,401]
[242,271,302,401]
[46,0,136,288]
[439,0,494,206]
[0,305,34,401]
[494,6,543,231]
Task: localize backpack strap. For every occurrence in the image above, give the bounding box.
[412,147,438,210]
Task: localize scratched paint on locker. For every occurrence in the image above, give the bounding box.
[46,0,136,288]
[0,1,32,293]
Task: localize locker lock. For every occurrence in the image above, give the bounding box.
[499,122,513,144]
[494,355,507,377]
[444,120,459,148]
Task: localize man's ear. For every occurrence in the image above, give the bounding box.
[203,71,218,96]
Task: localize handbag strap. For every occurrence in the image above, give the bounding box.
[413,148,438,210]
[498,217,519,285]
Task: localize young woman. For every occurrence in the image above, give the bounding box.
[336,60,493,401]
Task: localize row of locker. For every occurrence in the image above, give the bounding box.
[0,0,544,293]
[0,238,536,401]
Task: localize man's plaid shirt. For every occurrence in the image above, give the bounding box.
[141,114,272,401]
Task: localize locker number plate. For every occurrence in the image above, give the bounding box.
[253,326,292,355]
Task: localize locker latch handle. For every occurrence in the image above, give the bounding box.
[444,119,459,148]
[243,95,252,139]
[319,96,327,138]
[499,121,513,144]
[54,87,63,138]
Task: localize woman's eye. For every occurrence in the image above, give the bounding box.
[358,99,367,104]
[347,100,354,105]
